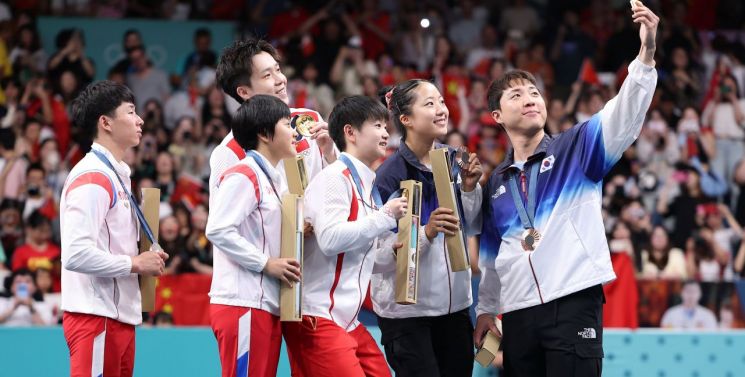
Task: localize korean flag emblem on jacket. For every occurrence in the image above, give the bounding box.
[540,155,555,173]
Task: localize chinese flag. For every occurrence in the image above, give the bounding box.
[579,58,600,85]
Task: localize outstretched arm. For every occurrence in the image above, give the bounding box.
[579,2,659,181]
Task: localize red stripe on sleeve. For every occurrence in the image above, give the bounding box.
[66,171,115,208]
[218,164,260,202]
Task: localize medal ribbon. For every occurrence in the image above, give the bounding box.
[91,149,157,245]
[339,154,383,208]
[507,162,539,230]
[247,150,282,203]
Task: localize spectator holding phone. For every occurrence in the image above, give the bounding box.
[702,74,745,200]
[0,268,53,326]
[657,165,715,249]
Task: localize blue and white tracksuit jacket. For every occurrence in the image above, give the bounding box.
[463,58,658,316]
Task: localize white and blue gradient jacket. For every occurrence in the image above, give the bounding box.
[464,58,657,316]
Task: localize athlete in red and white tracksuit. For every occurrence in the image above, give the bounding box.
[60,143,141,377]
[283,152,397,377]
[208,108,331,208]
[206,151,287,377]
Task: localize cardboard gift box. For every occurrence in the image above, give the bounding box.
[395,180,423,305]
[429,148,469,272]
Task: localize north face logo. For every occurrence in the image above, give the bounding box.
[578,328,597,339]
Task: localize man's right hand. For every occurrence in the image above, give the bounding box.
[131,250,168,276]
[474,313,501,348]
[264,258,301,286]
[424,207,460,240]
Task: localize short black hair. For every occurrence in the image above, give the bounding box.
[195,28,211,39]
[26,210,50,229]
[26,162,44,176]
[232,95,290,151]
[122,29,141,45]
[487,70,539,112]
[55,28,84,49]
[378,79,430,141]
[71,81,136,144]
[329,95,389,152]
[216,39,280,104]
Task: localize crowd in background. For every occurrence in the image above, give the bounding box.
[0,0,744,328]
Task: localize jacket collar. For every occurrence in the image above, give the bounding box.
[399,141,451,172]
[497,133,552,174]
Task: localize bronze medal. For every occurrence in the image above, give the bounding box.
[521,228,541,251]
[292,114,314,137]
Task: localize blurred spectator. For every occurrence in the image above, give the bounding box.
[288,62,335,117]
[685,227,729,283]
[608,220,635,257]
[34,267,61,323]
[465,26,503,74]
[152,311,174,327]
[8,24,46,84]
[155,151,177,204]
[0,77,21,126]
[702,73,745,200]
[111,29,144,76]
[10,210,58,272]
[397,13,436,72]
[704,204,742,282]
[662,47,703,112]
[550,10,596,95]
[657,165,714,249]
[331,37,374,97]
[169,116,207,178]
[0,127,26,201]
[499,0,541,43]
[20,76,72,155]
[180,28,217,81]
[20,163,56,220]
[0,268,52,326]
[141,98,166,134]
[39,138,67,199]
[126,45,171,110]
[350,0,392,61]
[636,110,680,179]
[160,215,186,275]
[0,199,22,262]
[47,29,94,88]
[639,225,688,280]
[183,203,212,274]
[448,0,489,55]
[660,281,718,329]
[200,85,230,131]
[677,107,716,164]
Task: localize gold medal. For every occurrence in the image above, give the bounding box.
[292,114,314,137]
[521,228,541,251]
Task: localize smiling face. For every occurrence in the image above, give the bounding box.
[351,118,389,164]
[401,82,449,140]
[262,117,297,161]
[492,79,547,135]
[240,51,289,104]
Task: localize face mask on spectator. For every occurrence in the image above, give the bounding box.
[44,151,60,170]
[27,185,41,197]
